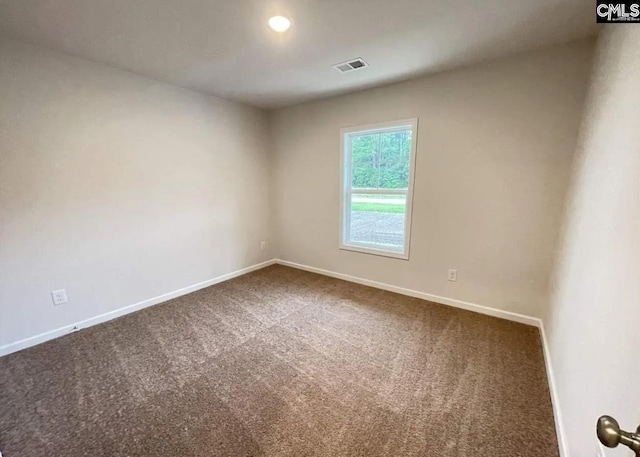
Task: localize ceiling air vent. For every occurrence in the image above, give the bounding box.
[333,58,368,73]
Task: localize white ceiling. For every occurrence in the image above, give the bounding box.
[0,0,598,109]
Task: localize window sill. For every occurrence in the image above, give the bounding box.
[339,243,410,260]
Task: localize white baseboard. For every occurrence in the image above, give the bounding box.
[274,259,540,327]
[539,320,568,457]
[0,259,276,358]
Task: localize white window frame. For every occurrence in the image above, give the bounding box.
[339,118,418,260]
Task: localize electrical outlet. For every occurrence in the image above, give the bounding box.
[448,269,458,282]
[51,289,68,306]
[260,240,267,250]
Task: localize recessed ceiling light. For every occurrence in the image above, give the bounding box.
[268,16,291,32]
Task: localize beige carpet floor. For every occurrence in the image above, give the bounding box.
[0,265,558,456]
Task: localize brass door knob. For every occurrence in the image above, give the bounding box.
[597,415,640,453]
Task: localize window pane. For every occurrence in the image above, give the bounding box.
[350,133,378,188]
[350,129,412,190]
[349,193,406,251]
[379,159,409,190]
[379,130,411,189]
[380,130,410,161]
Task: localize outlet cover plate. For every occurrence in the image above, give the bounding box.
[51,289,68,306]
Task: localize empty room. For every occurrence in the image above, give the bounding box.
[0,1,639,456]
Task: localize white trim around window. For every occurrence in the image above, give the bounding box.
[339,118,418,260]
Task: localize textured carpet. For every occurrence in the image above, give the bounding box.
[0,265,558,457]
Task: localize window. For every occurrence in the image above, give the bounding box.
[340,118,418,259]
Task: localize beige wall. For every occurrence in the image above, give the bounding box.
[0,39,271,348]
[270,40,594,318]
[544,26,640,457]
